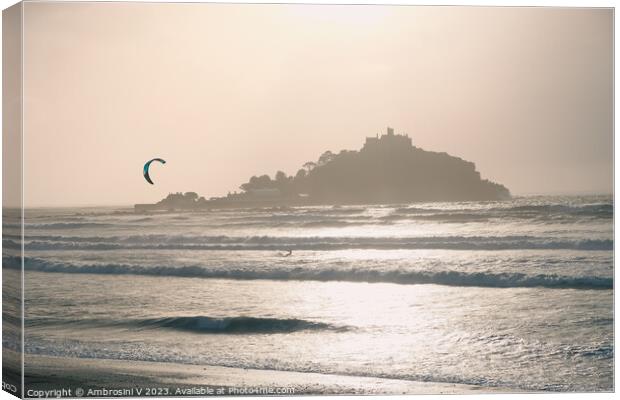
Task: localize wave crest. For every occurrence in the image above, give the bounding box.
[28,315,343,334]
[11,234,613,251]
[137,316,343,334]
[6,256,612,290]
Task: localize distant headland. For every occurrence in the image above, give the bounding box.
[135,127,510,211]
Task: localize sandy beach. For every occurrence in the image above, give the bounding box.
[22,354,518,396]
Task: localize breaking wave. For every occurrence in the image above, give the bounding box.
[395,203,613,216]
[389,203,613,222]
[6,256,612,289]
[10,234,613,251]
[138,316,342,334]
[27,315,344,334]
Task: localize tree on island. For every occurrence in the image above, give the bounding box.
[157,192,207,208]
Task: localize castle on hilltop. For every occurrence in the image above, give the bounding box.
[363,127,412,151]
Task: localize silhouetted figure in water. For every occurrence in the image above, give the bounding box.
[279,249,293,257]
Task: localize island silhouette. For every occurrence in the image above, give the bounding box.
[135,127,510,211]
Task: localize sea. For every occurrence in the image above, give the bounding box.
[2,195,614,392]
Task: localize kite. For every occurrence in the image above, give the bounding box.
[143,158,166,185]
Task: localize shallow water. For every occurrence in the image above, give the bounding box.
[3,195,613,391]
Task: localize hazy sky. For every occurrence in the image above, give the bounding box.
[22,3,612,207]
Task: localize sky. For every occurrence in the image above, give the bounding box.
[18,3,613,207]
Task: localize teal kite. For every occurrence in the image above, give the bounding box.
[143,158,166,185]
